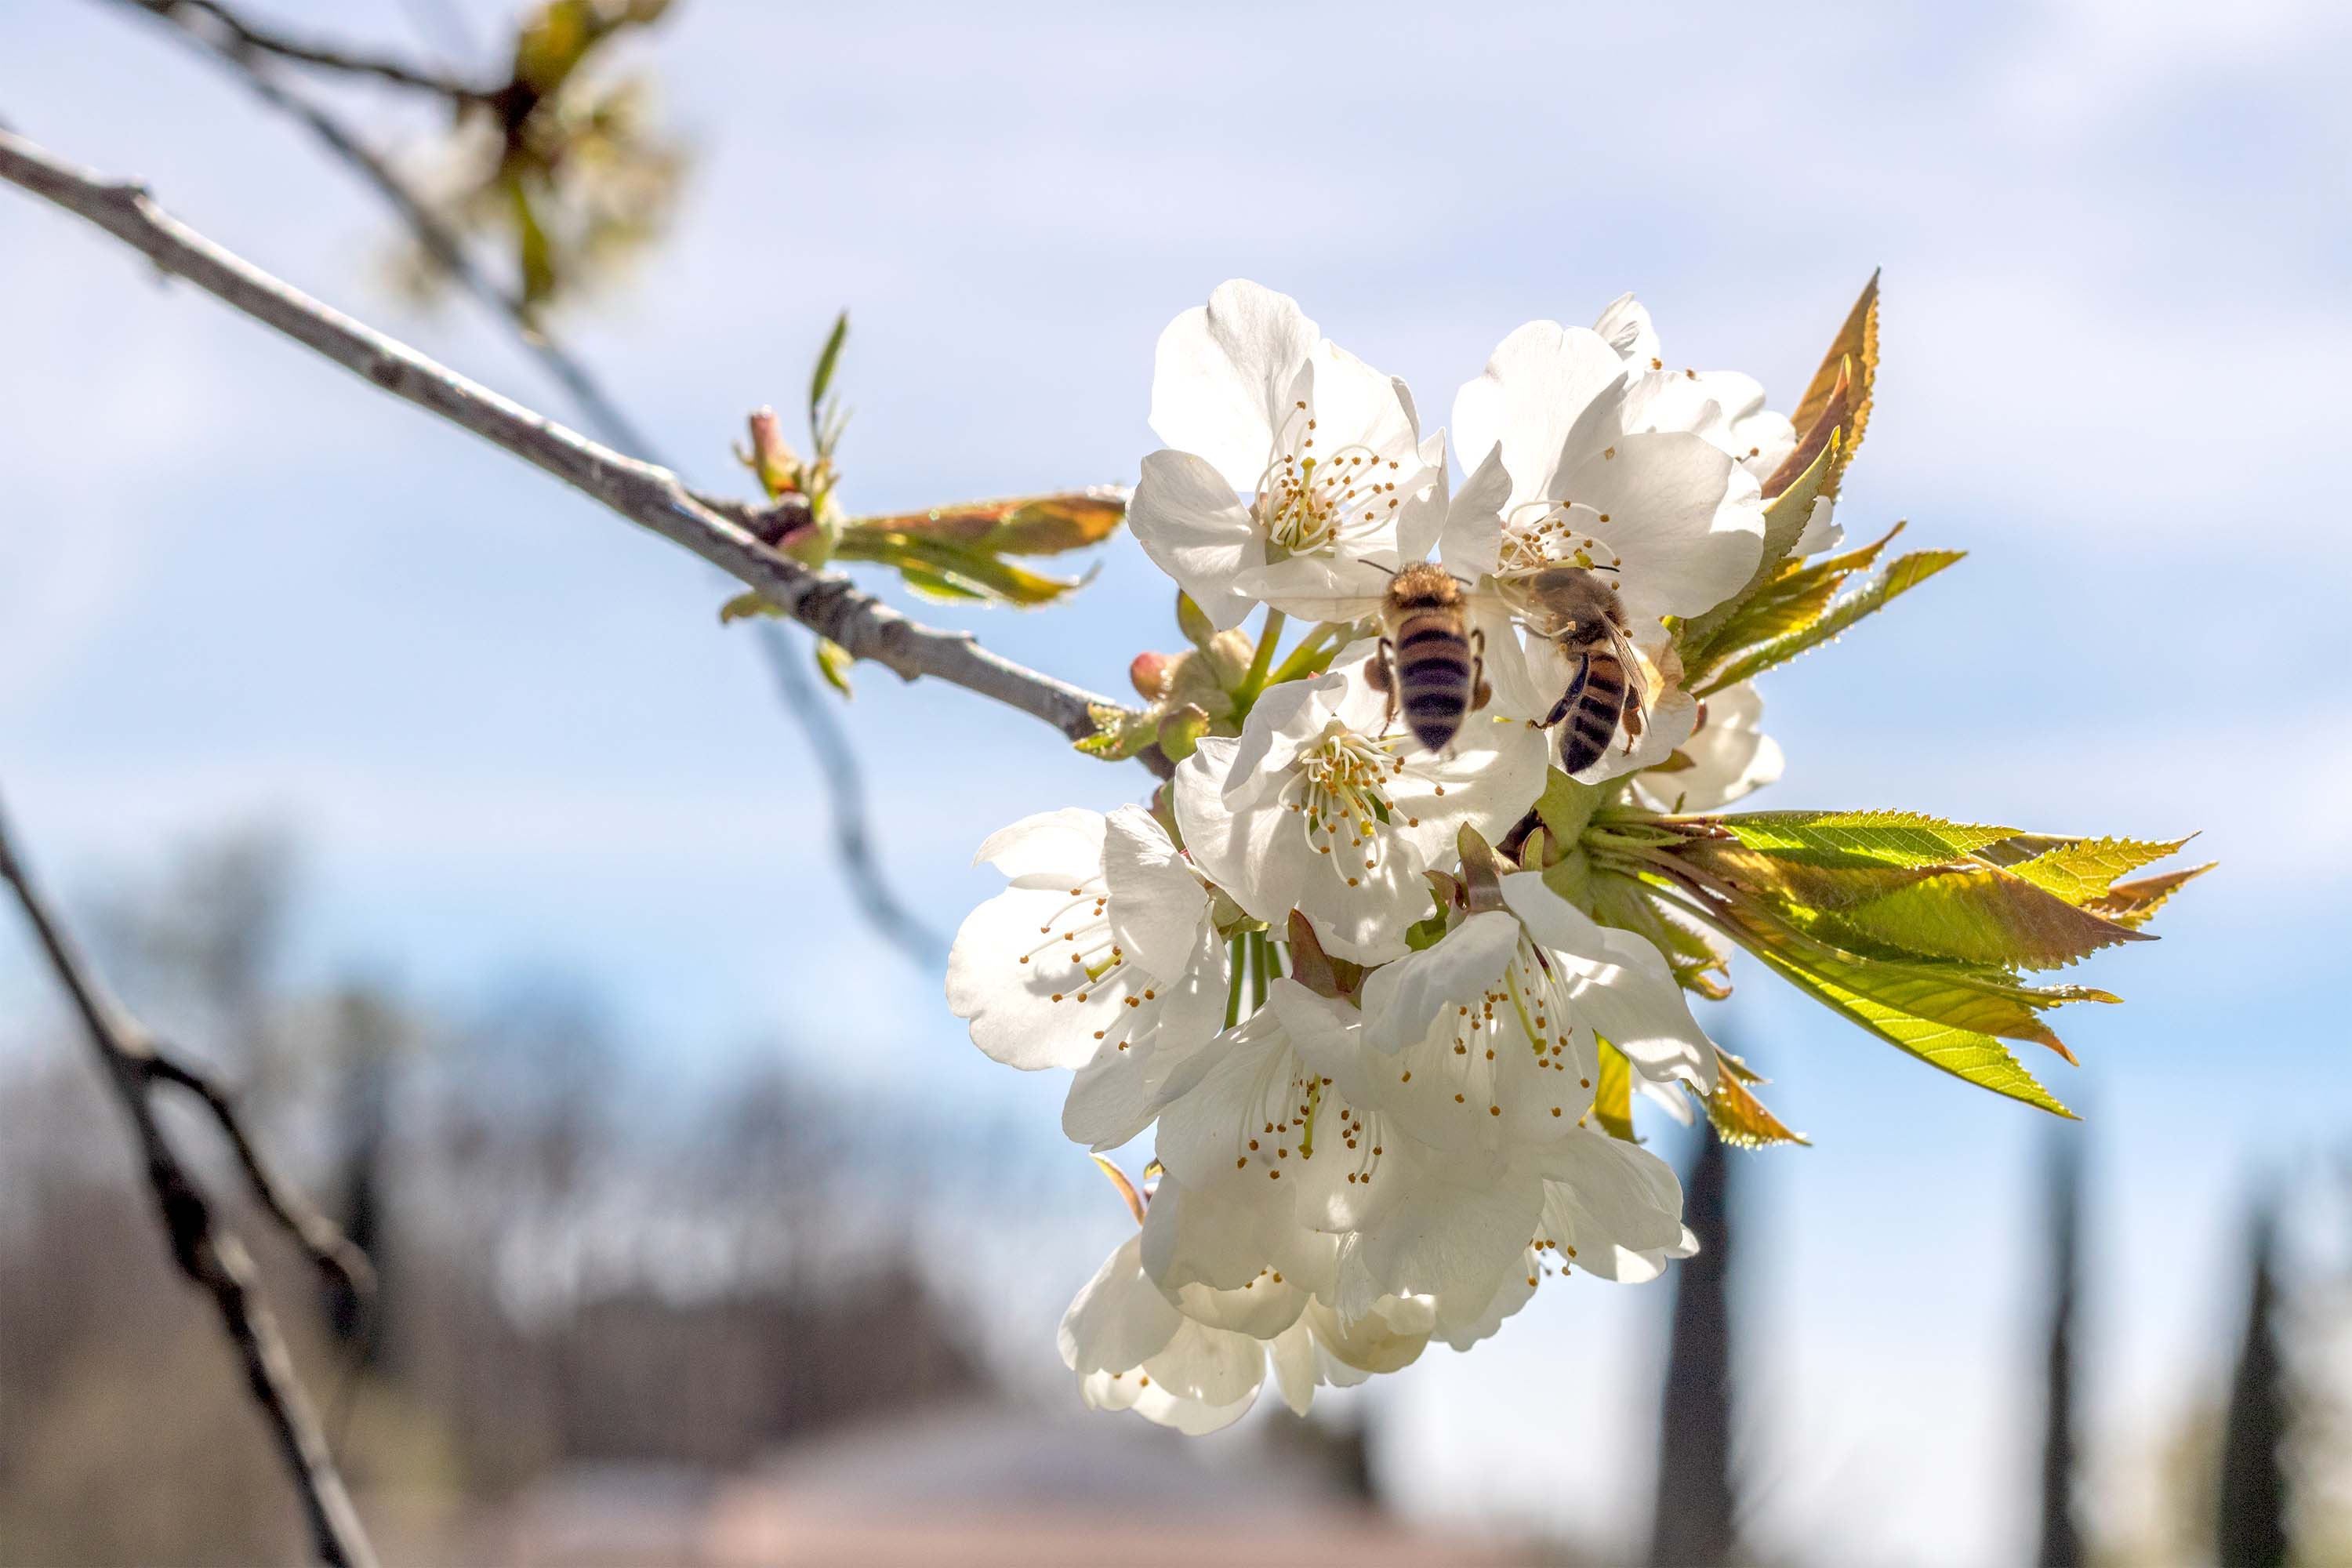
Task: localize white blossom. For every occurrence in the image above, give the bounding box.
[1059,1227,1437,1434]
[1634,681,1784,813]
[1131,279,1439,630]
[945,806,1229,1148]
[1446,314,1766,635]
[1174,648,1546,964]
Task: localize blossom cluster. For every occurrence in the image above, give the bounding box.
[941,280,1839,1430]
[942,278,2191,1430]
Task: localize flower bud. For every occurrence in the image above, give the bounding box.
[1129,651,1178,701]
[1156,702,1210,762]
[741,405,806,500]
[1174,590,1218,652]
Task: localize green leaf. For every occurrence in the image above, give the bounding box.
[1715,1048,1765,1084]
[1073,702,1157,761]
[1710,809,2016,868]
[1741,935,2075,1117]
[1403,909,1450,951]
[893,564,989,603]
[1592,1043,1635,1141]
[2001,837,2195,906]
[1677,435,1838,659]
[1679,841,2153,971]
[1705,1053,1809,1149]
[506,172,557,312]
[1783,270,1879,499]
[1532,768,1600,846]
[834,529,1094,607]
[813,637,853,697]
[1697,547,1964,694]
[1674,880,2093,1105]
[842,488,1126,557]
[1692,521,1907,673]
[717,590,779,624]
[1589,869,1729,997]
[808,310,849,426]
[1762,362,1850,503]
[2086,862,2214,930]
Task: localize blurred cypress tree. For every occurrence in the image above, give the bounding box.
[2036,1131,2084,1566]
[1649,1127,1739,1568]
[2215,1196,2291,1568]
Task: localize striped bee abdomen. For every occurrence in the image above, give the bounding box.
[1392,613,1476,751]
[1557,651,1630,774]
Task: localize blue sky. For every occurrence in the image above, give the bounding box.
[4,1,2349,1561]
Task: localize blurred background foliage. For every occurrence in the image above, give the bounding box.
[388,0,683,320]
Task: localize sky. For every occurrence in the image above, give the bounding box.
[4,1,2350,1563]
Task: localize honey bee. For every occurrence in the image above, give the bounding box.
[1500,563,1647,773]
[1363,563,1491,753]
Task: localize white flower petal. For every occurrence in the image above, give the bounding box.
[1591,292,1661,365]
[1434,442,1514,579]
[1269,1319,1320,1415]
[1435,1252,1538,1352]
[1060,1234,1181,1375]
[1635,681,1784,813]
[1453,321,1630,515]
[973,807,1105,886]
[1234,553,1396,624]
[1359,911,1520,1055]
[1791,495,1842,555]
[1334,1145,1542,1322]
[946,886,1112,1071]
[1499,871,1718,1092]
[1381,714,1549,866]
[1552,432,1765,626]
[1539,1127,1686,1259]
[1302,338,1421,470]
[1129,448,1263,632]
[1059,920,1230,1149]
[1304,1295,1432,1377]
[1102,805,1209,978]
[1149,278,1316,492]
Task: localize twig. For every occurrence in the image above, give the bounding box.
[101,0,655,457]
[752,622,950,965]
[96,0,953,970]
[0,129,1131,744]
[143,1053,376,1304]
[117,0,498,105]
[0,791,379,1568]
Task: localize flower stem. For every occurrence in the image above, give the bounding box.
[1224,934,1248,1028]
[1232,608,1288,709]
[1248,930,1269,1014]
[1268,620,1349,685]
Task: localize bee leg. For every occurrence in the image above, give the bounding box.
[1369,637,1399,734]
[1469,629,1492,712]
[1621,683,1647,751]
[1540,654,1590,730]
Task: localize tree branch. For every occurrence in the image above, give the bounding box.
[114,0,498,105]
[0,790,378,1568]
[95,0,959,968]
[0,128,1132,745]
[752,622,950,965]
